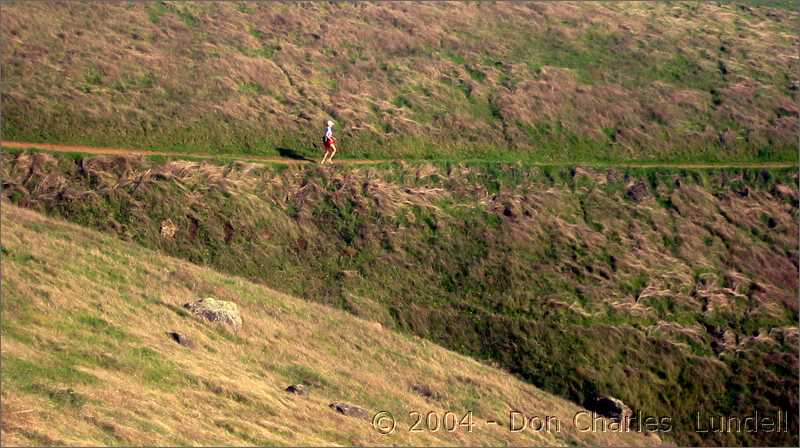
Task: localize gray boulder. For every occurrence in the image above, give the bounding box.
[329,402,369,420]
[183,297,242,332]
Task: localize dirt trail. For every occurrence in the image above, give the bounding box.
[2,140,796,169]
[0,141,365,165]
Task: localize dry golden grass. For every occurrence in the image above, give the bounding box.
[0,204,656,446]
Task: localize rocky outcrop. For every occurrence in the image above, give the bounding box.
[183,298,242,332]
[587,394,633,429]
[329,402,369,420]
[285,384,308,396]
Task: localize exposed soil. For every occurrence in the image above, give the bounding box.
[0,141,368,166]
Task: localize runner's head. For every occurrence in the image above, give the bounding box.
[327,120,334,127]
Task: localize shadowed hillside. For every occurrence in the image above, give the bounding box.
[1,1,798,161]
[3,150,797,446]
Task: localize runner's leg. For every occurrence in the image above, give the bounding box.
[328,144,337,162]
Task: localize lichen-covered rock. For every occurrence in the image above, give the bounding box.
[183,297,242,331]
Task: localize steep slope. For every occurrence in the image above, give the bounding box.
[2,150,797,445]
[1,1,798,162]
[0,203,657,446]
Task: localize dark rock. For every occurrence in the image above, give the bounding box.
[625,182,648,202]
[286,384,308,396]
[329,401,369,420]
[586,393,633,428]
[766,216,777,228]
[411,383,440,401]
[166,331,193,347]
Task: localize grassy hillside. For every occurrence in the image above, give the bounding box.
[1,203,659,446]
[3,150,797,446]
[1,1,798,162]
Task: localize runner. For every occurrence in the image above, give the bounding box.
[321,120,337,164]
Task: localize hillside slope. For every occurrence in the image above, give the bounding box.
[1,1,798,162]
[2,150,797,446]
[0,203,657,446]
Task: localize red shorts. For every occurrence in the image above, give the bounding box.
[324,139,335,149]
